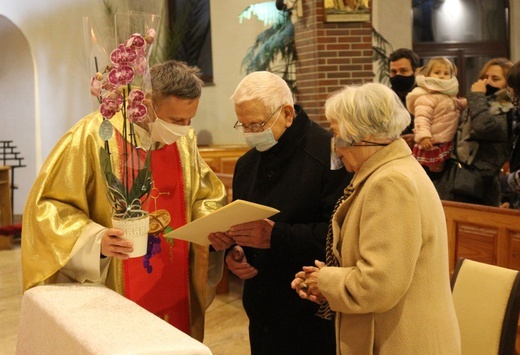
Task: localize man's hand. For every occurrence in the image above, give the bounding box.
[225,245,258,279]
[227,219,274,249]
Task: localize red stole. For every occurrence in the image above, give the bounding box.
[120,142,190,334]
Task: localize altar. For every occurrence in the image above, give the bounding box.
[16,284,212,354]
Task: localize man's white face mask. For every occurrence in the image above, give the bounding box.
[242,129,278,152]
[239,106,283,152]
[149,107,190,145]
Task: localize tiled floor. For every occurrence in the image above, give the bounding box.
[0,245,250,355]
[0,245,22,355]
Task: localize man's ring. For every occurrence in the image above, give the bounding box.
[301,282,309,291]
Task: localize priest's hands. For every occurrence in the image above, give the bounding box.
[225,245,258,279]
[101,228,134,260]
[208,232,235,251]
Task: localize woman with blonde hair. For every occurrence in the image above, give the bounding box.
[291,82,461,354]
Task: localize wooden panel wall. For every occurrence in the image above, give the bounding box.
[199,145,249,174]
[442,200,520,274]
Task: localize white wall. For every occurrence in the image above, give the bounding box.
[0,16,36,217]
[372,0,412,53]
[371,0,412,84]
[0,1,106,217]
[195,0,264,146]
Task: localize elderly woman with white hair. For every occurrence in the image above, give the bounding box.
[291,83,461,354]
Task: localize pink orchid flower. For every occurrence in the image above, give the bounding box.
[134,56,148,76]
[108,64,135,86]
[105,90,124,106]
[125,33,146,50]
[100,101,118,119]
[110,44,137,68]
[99,90,124,119]
[90,76,102,97]
[128,89,145,104]
[145,29,156,44]
[127,103,148,123]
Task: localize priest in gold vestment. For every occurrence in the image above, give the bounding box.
[21,60,227,341]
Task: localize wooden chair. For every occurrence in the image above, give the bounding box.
[451,258,520,354]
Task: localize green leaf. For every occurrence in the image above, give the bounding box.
[99,147,113,176]
[128,149,152,201]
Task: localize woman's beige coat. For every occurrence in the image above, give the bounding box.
[318,139,461,354]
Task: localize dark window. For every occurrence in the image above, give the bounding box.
[412,0,509,96]
[167,0,213,83]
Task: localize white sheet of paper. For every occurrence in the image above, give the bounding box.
[164,199,280,246]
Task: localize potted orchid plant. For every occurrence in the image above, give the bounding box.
[85,12,160,257]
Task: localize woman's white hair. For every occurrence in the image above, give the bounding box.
[230,71,294,112]
[325,82,411,142]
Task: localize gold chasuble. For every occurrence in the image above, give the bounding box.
[21,111,227,341]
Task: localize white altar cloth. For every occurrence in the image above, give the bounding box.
[16,284,212,354]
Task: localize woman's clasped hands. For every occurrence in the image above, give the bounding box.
[291,260,328,305]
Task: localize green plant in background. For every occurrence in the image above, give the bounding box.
[372,27,393,85]
[239,2,297,93]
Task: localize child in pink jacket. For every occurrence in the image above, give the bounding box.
[406,57,467,173]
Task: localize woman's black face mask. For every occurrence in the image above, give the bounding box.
[485,84,500,97]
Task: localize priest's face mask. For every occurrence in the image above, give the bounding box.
[148,96,199,145]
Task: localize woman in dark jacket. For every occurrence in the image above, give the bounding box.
[435,58,513,206]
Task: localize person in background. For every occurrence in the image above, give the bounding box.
[389,48,421,148]
[209,71,351,355]
[406,57,467,181]
[21,60,227,341]
[500,61,520,208]
[291,82,461,354]
[435,57,513,206]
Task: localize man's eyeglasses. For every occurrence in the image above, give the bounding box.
[234,105,283,133]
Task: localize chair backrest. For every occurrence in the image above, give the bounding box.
[451,258,520,355]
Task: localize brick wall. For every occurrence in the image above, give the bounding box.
[294,0,373,126]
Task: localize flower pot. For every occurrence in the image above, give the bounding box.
[111,214,150,258]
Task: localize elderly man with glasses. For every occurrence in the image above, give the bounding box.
[208,71,351,355]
